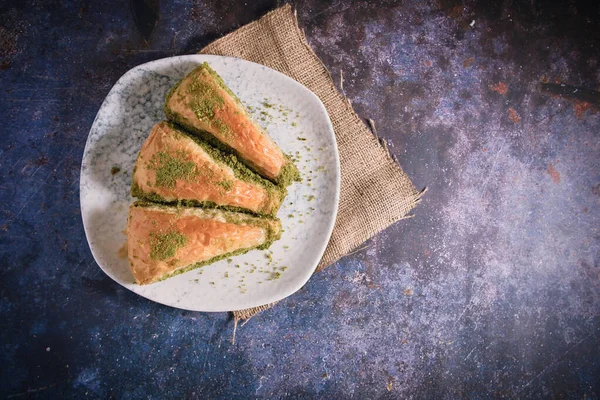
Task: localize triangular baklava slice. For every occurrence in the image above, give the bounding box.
[131,121,284,217]
[164,62,300,186]
[127,202,282,284]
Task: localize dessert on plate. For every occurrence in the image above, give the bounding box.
[164,62,300,186]
[131,121,285,217]
[127,62,299,285]
[127,202,282,285]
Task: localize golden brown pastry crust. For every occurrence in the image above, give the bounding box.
[164,63,299,186]
[131,121,283,216]
[127,203,281,285]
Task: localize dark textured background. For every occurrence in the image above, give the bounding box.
[1,0,599,398]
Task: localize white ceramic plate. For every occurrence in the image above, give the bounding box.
[80,55,340,312]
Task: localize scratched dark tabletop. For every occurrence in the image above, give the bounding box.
[1,0,599,398]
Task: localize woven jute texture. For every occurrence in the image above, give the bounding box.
[200,4,423,322]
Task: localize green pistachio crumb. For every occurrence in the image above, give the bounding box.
[148,151,197,189]
[213,118,232,138]
[270,272,282,280]
[149,230,187,261]
[187,77,224,121]
[215,180,234,192]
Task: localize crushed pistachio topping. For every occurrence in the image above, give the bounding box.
[148,150,197,189]
[269,272,282,280]
[214,180,234,192]
[213,118,232,138]
[149,229,187,261]
[187,77,224,121]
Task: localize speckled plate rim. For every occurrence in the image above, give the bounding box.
[80,55,340,312]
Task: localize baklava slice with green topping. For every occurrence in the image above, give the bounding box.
[131,121,284,217]
[127,202,282,284]
[164,62,300,187]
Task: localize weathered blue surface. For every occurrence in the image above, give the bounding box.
[1,0,599,398]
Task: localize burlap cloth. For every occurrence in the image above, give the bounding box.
[200,4,424,322]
